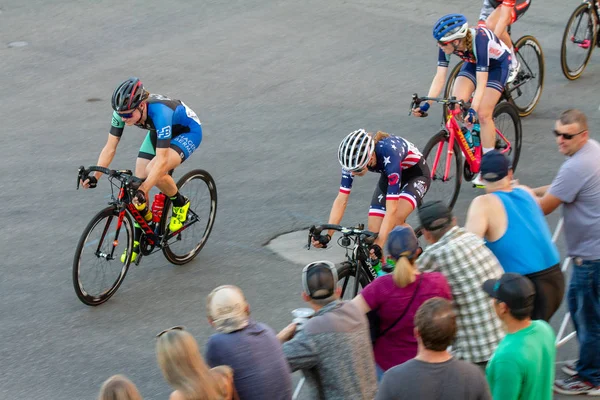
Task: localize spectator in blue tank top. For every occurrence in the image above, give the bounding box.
[204,285,293,400]
[465,150,564,322]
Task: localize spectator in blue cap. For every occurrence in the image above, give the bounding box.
[352,226,452,379]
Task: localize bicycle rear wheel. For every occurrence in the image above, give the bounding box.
[560,3,598,80]
[442,61,465,119]
[493,102,522,171]
[72,206,134,306]
[422,130,462,210]
[161,169,218,265]
[509,35,544,117]
[336,261,372,300]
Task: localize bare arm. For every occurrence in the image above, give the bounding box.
[465,196,489,239]
[532,185,551,197]
[413,67,448,116]
[539,193,562,216]
[326,192,349,237]
[81,134,120,188]
[351,294,372,313]
[374,199,399,248]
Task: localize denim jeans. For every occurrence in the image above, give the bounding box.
[568,258,600,385]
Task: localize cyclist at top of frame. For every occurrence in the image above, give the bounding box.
[412,14,511,187]
[311,129,430,259]
[480,0,532,78]
[80,77,203,260]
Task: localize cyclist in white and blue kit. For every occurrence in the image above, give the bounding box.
[413,14,511,186]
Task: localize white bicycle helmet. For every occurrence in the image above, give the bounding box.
[338,129,375,171]
[433,14,469,42]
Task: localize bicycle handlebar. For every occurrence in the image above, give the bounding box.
[308,224,378,250]
[409,93,471,117]
[76,165,142,190]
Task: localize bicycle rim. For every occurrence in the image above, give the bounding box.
[493,102,522,171]
[509,36,544,117]
[336,261,371,300]
[161,169,217,265]
[422,130,462,210]
[72,206,133,306]
[561,3,597,80]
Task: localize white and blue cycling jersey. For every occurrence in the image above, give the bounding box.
[437,27,510,72]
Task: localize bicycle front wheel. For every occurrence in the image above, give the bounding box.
[161,169,218,265]
[336,261,372,300]
[560,3,598,80]
[72,206,134,306]
[442,61,465,119]
[509,35,544,117]
[422,130,462,210]
[493,102,522,171]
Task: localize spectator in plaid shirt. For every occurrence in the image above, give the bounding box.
[416,201,505,368]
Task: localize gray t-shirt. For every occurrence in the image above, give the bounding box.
[375,358,491,400]
[549,139,600,259]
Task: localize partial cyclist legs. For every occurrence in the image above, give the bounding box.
[367,200,414,233]
[478,88,503,150]
[485,6,514,49]
[144,148,183,197]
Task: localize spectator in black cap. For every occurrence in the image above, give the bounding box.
[417,201,505,369]
[466,150,564,322]
[483,273,556,400]
[352,226,451,380]
[277,261,377,400]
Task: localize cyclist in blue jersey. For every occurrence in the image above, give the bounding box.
[311,129,430,259]
[413,14,511,186]
[80,77,203,262]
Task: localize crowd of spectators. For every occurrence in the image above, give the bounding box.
[96,109,600,399]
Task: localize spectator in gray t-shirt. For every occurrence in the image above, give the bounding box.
[534,109,600,395]
[376,298,491,400]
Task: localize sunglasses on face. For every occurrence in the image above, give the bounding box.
[118,111,135,119]
[438,40,453,47]
[553,129,586,140]
[156,325,185,338]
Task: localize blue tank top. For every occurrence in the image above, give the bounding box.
[485,188,560,275]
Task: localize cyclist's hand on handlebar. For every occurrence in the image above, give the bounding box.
[80,176,97,189]
[466,108,478,124]
[369,243,383,262]
[311,233,331,249]
[133,189,147,206]
[411,102,429,118]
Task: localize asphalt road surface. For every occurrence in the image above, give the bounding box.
[1,0,599,398]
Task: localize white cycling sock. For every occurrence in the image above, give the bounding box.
[509,47,518,68]
[483,147,495,154]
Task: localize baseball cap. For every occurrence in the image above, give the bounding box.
[483,273,536,311]
[480,150,511,182]
[386,226,419,259]
[418,201,453,231]
[302,261,338,300]
[206,285,250,333]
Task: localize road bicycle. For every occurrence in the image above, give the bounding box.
[443,27,544,118]
[410,93,522,210]
[72,165,217,306]
[560,0,600,80]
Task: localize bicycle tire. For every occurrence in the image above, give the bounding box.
[560,3,598,80]
[493,102,522,171]
[336,261,372,299]
[442,61,465,119]
[422,130,462,211]
[72,206,134,306]
[161,169,218,265]
[509,35,544,117]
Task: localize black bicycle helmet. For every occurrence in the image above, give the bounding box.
[111,77,145,112]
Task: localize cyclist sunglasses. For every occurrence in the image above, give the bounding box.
[118,111,135,119]
[553,129,586,140]
[156,325,185,338]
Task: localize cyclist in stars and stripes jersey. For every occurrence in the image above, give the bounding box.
[311,129,430,259]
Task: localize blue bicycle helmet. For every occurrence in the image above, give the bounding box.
[433,14,469,42]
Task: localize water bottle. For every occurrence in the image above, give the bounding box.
[370,258,386,277]
[151,193,167,223]
[461,126,474,150]
[134,202,153,222]
[471,123,481,148]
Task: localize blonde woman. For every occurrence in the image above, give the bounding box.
[413,14,511,186]
[311,129,430,266]
[156,327,235,400]
[98,374,143,400]
[352,226,452,380]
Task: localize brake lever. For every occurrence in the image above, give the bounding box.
[77,166,86,190]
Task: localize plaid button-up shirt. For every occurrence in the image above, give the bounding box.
[418,226,505,363]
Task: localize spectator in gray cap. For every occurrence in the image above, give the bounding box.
[466,150,564,322]
[417,201,504,369]
[277,261,377,400]
[205,285,292,400]
[533,109,600,395]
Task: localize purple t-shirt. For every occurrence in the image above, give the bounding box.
[361,272,452,371]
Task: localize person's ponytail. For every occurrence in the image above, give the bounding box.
[392,255,417,288]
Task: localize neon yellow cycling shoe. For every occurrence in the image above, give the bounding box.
[121,241,140,263]
[169,198,190,232]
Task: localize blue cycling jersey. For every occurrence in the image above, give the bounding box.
[437,27,510,72]
[340,136,423,201]
[110,94,202,149]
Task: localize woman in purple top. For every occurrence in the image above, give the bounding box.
[352,226,452,379]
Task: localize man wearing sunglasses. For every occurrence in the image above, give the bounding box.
[81,77,202,262]
[533,109,600,396]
